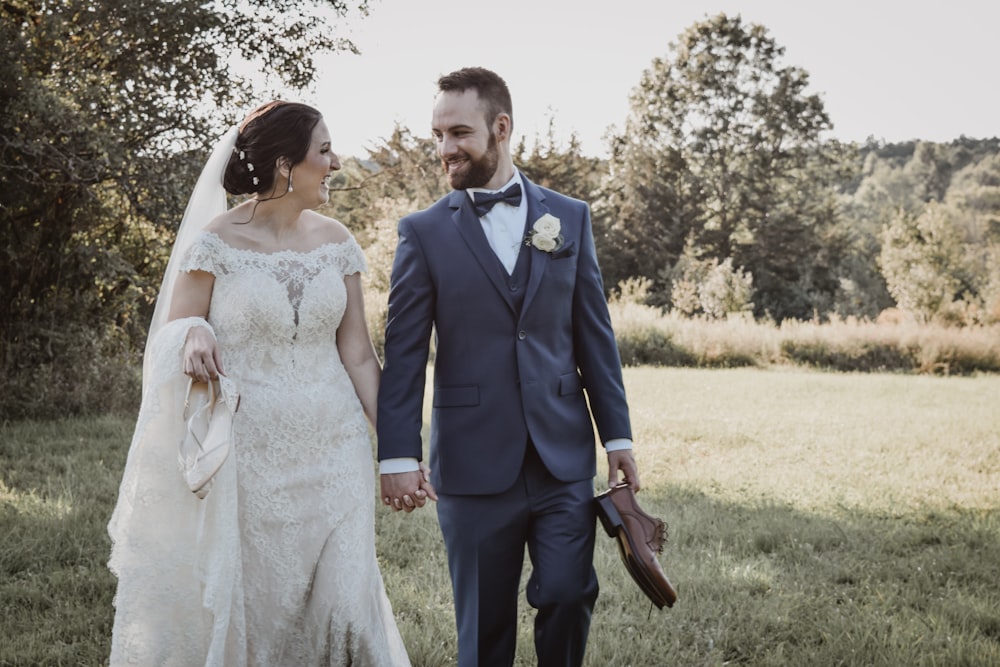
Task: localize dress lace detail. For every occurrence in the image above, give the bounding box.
[108,233,409,666]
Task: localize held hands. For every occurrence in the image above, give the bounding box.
[183,325,225,383]
[608,449,641,492]
[381,463,437,513]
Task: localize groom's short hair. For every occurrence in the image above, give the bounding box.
[438,67,513,129]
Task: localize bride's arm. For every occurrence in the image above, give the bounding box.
[337,272,381,428]
[168,269,223,382]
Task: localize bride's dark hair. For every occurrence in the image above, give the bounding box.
[223,101,323,196]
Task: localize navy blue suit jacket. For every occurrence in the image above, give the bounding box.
[376,174,631,495]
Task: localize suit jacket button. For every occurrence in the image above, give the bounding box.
[517,330,527,340]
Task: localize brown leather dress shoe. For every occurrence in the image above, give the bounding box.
[595,483,677,608]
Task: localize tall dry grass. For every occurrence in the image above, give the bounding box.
[607,294,1000,374]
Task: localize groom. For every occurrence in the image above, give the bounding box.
[377,66,640,667]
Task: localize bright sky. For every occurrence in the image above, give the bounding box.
[307,0,999,158]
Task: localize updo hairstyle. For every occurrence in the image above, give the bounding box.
[223,101,323,196]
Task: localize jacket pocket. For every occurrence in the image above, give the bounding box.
[551,240,576,260]
[558,372,583,396]
[433,384,480,407]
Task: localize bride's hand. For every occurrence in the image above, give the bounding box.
[418,462,438,502]
[182,325,224,382]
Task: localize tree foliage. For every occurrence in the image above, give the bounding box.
[0,0,368,418]
[845,139,1000,324]
[599,13,852,320]
[879,204,966,323]
[512,120,617,280]
[323,125,447,230]
[669,239,754,319]
[514,119,607,204]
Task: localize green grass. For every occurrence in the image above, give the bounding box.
[2,368,999,666]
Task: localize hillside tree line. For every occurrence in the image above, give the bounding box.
[2,7,998,417]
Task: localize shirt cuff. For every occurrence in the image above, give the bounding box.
[605,438,633,452]
[379,457,421,474]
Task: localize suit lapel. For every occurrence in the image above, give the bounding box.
[520,176,550,317]
[448,190,517,314]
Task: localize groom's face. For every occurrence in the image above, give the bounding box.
[432,89,501,190]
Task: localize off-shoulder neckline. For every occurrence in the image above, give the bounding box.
[200,231,355,257]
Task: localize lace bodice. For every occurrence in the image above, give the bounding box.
[180,232,367,387]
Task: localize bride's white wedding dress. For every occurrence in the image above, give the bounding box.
[108,232,409,666]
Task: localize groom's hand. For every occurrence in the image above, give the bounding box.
[381,468,438,513]
[608,449,641,492]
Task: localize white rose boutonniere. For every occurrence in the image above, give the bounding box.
[525,214,563,253]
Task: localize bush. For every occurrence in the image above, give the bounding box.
[609,281,769,368]
[0,324,142,420]
[911,326,1000,374]
[614,323,695,367]
[779,339,917,372]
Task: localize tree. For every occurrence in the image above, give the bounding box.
[323,124,447,228]
[598,13,849,320]
[511,119,617,281]
[668,238,754,319]
[941,152,1000,322]
[0,0,369,418]
[840,139,1000,322]
[514,117,607,204]
[879,203,969,323]
[904,142,953,203]
[946,151,1000,231]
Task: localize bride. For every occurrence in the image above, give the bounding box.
[107,101,428,666]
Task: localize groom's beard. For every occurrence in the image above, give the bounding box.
[443,131,500,190]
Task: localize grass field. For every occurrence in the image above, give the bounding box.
[2,367,998,666]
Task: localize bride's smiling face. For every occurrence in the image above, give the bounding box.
[294,119,340,206]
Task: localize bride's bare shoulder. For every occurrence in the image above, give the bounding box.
[304,210,352,245]
[201,204,256,242]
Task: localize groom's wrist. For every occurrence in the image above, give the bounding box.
[379,457,420,474]
[605,438,633,452]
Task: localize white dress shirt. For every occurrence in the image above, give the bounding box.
[468,172,527,274]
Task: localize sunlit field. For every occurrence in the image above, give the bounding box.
[2,367,998,666]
